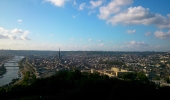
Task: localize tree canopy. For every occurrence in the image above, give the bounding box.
[0,70,169,100]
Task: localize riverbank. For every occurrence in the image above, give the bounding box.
[0,55,14,76]
[0,56,24,87]
[13,68,25,85]
[0,65,6,76]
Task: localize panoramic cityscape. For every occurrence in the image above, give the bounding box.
[1,50,170,85]
[0,0,170,99]
[0,50,170,99]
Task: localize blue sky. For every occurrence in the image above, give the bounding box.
[0,0,170,51]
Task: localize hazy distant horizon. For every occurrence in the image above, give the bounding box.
[0,49,169,52]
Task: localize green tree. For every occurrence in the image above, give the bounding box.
[122,73,137,80]
[137,72,149,83]
[165,77,170,83]
[67,69,82,81]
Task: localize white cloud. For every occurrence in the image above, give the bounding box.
[145,32,152,36]
[88,39,92,41]
[17,19,22,23]
[24,31,30,35]
[5,30,10,34]
[129,41,148,46]
[19,30,30,40]
[0,27,30,40]
[112,41,151,51]
[44,0,66,7]
[79,3,86,10]
[155,45,161,48]
[88,10,96,15]
[72,13,79,18]
[98,43,104,46]
[72,15,76,18]
[0,34,10,39]
[0,27,5,33]
[10,42,28,45]
[129,41,136,45]
[98,0,133,20]
[19,35,30,40]
[97,40,103,42]
[105,6,170,29]
[9,35,17,40]
[90,0,104,9]
[156,14,170,29]
[113,42,168,51]
[107,6,155,25]
[0,27,15,39]
[127,30,136,34]
[0,34,17,40]
[0,27,10,33]
[154,30,170,39]
[12,28,23,34]
[73,0,77,5]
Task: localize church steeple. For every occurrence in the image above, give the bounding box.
[58,48,61,65]
[59,48,60,60]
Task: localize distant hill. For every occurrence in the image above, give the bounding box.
[0,50,58,56]
[0,50,166,56]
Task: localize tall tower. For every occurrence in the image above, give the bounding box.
[59,48,60,60]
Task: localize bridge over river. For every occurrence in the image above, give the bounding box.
[4,56,24,67]
[4,62,18,67]
[0,56,24,87]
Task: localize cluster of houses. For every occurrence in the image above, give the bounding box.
[24,51,170,86]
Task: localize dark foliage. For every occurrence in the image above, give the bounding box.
[0,70,169,100]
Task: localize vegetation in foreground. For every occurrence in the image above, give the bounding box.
[0,70,170,100]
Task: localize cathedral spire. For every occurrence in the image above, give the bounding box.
[59,48,60,60]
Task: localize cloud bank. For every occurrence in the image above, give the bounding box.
[44,0,66,7]
[0,27,30,40]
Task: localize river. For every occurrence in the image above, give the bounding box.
[0,56,24,87]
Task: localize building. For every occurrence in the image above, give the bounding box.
[111,67,133,77]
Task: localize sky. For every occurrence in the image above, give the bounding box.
[0,0,170,51]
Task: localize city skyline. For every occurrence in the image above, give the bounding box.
[0,0,170,51]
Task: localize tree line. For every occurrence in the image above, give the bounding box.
[0,69,170,100]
